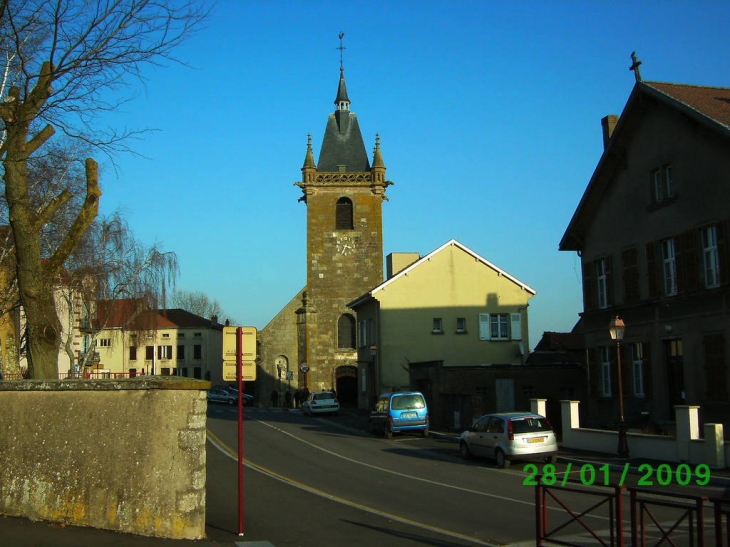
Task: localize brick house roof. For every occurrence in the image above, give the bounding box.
[645,81,730,131]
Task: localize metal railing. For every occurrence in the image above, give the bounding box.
[536,479,730,546]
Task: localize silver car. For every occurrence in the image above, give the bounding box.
[302,391,340,416]
[459,412,558,468]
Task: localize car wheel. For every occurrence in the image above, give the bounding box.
[421,428,429,438]
[383,424,392,439]
[495,448,510,469]
[228,398,235,405]
[459,441,472,460]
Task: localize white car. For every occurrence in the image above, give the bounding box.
[459,412,558,468]
[302,391,340,416]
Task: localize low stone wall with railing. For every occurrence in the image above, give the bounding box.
[0,377,210,539]
[554,399,728,468]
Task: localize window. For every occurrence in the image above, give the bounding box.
[177,345,185,360]
[662,238,677,296]
[631,343,644,397]
[194,344,202,359]
[600,346,612,397]
[337,314,356,349]
[456,317,466,333]
[596,258,608,309]
[158,345,173,359]
[162,333,170,339]
[99,338,111,347]
[652,164,674,204]
[193,366,202,379]
[702,226,720,289]
[335,197,353,230]
[491,314,509,340]
[194,332,202,337]
[161,367,171,376]
[178,332,185,338]
[145,346,154,360]
[432,318,443,334]
[129,346,137,361]
[478,313,509,340]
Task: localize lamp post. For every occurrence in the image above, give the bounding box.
[609,316,630,458]
[369,344,378,402]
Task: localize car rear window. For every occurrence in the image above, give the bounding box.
[314,393,334,400]
[391,395,425,410]
[511,418,552,434]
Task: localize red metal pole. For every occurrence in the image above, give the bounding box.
[237,326,244,536]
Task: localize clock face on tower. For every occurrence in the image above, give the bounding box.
[335,236,356,256]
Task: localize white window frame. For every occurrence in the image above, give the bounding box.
[600,346,612,397]
[662,238,677,296]
[159,345,173,359]
[432,318,443,334]
[631,343,645,397]
[479,313,510,340]
[596,258,608,309]
[456,317,466,333]
[702,226,720,289]
[510,313,522,341]
[98,338,111,347]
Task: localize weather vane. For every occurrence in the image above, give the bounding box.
[338,32,346,70]
[629,51,643,82]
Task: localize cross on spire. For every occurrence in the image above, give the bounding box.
[338,32,346,71]
[629,51,643,82]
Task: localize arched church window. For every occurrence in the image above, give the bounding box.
[337,314,356,349]
[335,197,353,230]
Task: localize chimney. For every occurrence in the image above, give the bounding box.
[386,252,420,279]
[601,115,618,149]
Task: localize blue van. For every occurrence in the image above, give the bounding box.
[369,391,429,438]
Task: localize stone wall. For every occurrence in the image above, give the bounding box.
[0,377,210,539]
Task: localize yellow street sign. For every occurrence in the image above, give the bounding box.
[223,360,257,382]
[222,326,257,362]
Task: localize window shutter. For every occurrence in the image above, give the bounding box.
[646,243,658,298]
[478,314,490,340]
[679,230,699,294]
[718,221,729,286]
[605,255,614,307]
[582,260,596,311]
[642,342,652,400]
[587,348,599,396]
[510,313,522,341]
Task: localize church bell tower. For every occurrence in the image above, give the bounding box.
[294,51,392,398]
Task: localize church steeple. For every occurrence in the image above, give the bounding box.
[335,68,350,112]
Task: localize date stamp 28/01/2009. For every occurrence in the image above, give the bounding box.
[522,462,712,487]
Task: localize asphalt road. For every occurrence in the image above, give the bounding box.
[203,406,624,547]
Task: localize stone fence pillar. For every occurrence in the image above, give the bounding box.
[703,423,726,469]
[530,398,547,417]
[674,405,700,462]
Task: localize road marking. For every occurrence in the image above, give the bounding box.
[207,429,504,547]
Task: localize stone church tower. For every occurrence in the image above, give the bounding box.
[257,64,392,406]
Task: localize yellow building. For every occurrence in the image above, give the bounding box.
[88,305,223,382]
[349,239,536,413]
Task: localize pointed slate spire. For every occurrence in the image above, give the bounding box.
[335,67,351,111]
[302,133,316,169]
[372,133,384,168]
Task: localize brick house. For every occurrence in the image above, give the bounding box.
[560,74,730,432]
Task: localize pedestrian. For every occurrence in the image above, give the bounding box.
[294,390,301,408]
[271,389,279,408]
[284,389,292,408]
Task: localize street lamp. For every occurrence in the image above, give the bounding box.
[609,316,629,458]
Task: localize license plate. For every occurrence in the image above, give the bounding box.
[401,412,417,419]
[527,437,545,443]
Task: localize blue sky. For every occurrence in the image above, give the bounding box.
[95,0,730,350]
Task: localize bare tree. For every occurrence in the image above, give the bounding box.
[0,0,207,378]
[170,289,235,324]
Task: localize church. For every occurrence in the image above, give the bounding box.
[256,59,392,407]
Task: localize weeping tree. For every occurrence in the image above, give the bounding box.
[0,0,206,378]
[63,212,178,369]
